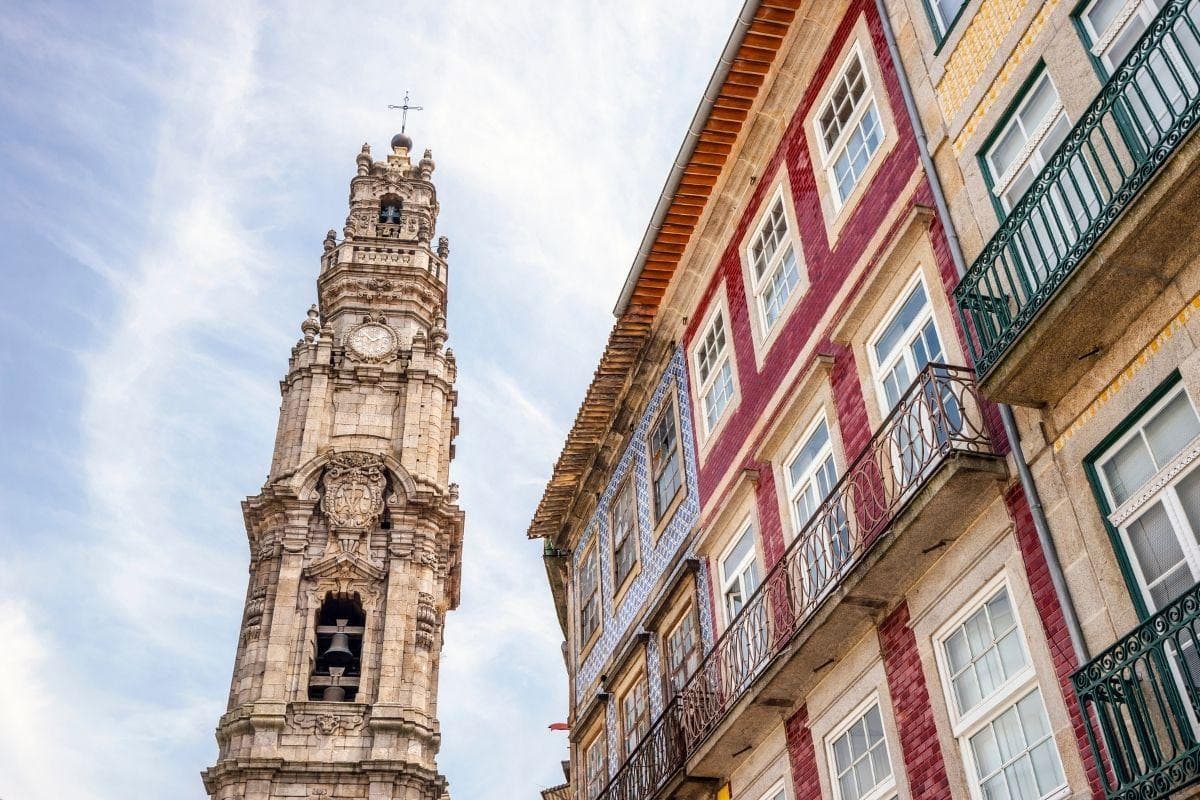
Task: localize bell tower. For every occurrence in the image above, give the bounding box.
[203,133,464,800]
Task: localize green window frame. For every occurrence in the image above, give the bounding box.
[975,61,1056,221]
[1083,370,1191,622]
[921,0,972,52]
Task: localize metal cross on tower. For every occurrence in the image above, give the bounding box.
[387,91,423,134]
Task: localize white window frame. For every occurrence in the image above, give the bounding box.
[1096,383,1200,612]
[758,779,788,800]
[929,0,969,39]
[691,299,738,439]
[582,725,608,800]
[718,520,762,625]
[984,71,1069,210]
[617,668,651,758]
[866,272,946,416]
[932,574,1068,800]
[664,603,701,696]
[824,693,897,800]
[744,184,803,337]
[784,412,839,537]
[609,476,640,597]
[815,42,885,210]
[577,534,603,654]
[1080,0,1161,68]
[647,394,686,528]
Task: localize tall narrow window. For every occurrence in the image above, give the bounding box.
[747,192,802,332]
[665,606,701,695]
[694,306,736,435]
[619,673,650,757]
[719,524,761,620]
[985,73,1072,214]
[871,279,946,411]
[578,538,602,651]
[786,415,849,602]
[648,401,684,523]
[1094,383,1200,612]
[308,592,365,701]
[827,701,895,800]
[817,48,884,206]
[610,478,639,593]
[936,583,1066,800]
[583,728,607,800]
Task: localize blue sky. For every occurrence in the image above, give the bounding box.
[0,1,741,798]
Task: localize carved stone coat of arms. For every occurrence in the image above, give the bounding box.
[320,453,386,529]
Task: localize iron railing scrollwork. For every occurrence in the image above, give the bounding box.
[953,0,1200,377]
[591,364,993,800]
[1074,580,1200,799]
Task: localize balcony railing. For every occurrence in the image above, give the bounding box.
[953,0,1200,378]
[595,364,993,800]
[1074,580,1200,800]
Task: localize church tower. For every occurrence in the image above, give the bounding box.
[203,132,464,800]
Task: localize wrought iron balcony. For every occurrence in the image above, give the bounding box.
[953,0,1200,380]
[1074,581,1200,800]
[594,364,993,800]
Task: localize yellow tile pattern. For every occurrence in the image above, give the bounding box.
[1053,292,1200,452]
[936,0,1029,122]
[951,0,1062,155]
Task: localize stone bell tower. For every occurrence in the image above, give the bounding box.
[203,132,464,800]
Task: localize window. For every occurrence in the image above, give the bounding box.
[786,415,850,603]
[787,416,839,530]
[827,701,895,800]
[665,606,701,695]
[619,673,651,757]
[583,728,607,800]
[308,592,365,701]
[648,400,684,524]
[983,69,1099,280]
[1095,383,1200,612]
[926,0,968,42]
[817,48,884,206]
[870,279,946,412]
[719,523,761,620]
[378,195,403,224]
[759,782,786,800]
[578,538,602,650]
[936,583,1066,800]
[694,306,737,435]
[747,191,802,331]
[610,478,639,593]
[1078,0,1200,138]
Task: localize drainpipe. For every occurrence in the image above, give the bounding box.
[873,0,1089,663]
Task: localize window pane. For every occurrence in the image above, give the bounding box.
[722,529,754,582]
[1019,77,1058,132]
[1084,0,1126,37]
[1103,435,1156,505]
[1145,392,1200,467]
[1177,466,1200,543]
[875,282,929,363]
[790,420,831,484]
[1127,500,1188,587]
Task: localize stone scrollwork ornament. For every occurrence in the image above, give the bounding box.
[321,453,387,537]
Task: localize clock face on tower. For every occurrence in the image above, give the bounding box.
[346,322,398,362]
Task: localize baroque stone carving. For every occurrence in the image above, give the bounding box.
[293,711,366,736]
[321,453,387,529]
[415,592,437,649]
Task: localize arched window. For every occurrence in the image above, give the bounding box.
[308,592,365,701]
[378,195,403,225]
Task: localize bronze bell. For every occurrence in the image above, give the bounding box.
[322,685,346,702]
[322,618,354,665]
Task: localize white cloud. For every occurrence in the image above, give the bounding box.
[0,0,741,798]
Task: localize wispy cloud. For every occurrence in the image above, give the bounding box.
[0,1,740,797]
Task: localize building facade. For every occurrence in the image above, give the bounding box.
[883,0,1200,797]
[203,134,464,800]
[526,0,1200,799]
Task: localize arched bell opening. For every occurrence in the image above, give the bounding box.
[307,591,365,701]
[378,194,403,225]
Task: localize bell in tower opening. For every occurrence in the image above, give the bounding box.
[202,133,464,800]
